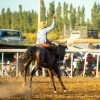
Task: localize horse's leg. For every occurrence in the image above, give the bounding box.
[29,52,41,89]
[63,69,69,78]
[53,66,67,92]
[24,65,28,85]
[29,65,39,89]
[24,59,32,85]
[47,69,57,93]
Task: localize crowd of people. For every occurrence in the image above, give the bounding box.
[2,51,100,78]
[61,52,100,77]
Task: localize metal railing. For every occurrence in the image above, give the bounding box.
[0,49,26,77]
[0,49,100,78]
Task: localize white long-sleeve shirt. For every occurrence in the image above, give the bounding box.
[36,20,55,44]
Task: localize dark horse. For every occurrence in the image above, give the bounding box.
[18,44,68,93]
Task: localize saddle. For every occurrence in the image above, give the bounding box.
[41,43,50,47]
[40,43,57,54]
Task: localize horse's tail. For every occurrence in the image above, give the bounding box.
[18,46,36,76]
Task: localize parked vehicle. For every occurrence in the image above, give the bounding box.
[0,29,26,44]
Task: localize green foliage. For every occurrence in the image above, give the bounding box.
[55,2,63,33]
[63,2,69,26]
[47,1,55,26]
[23,33,36,44]
[0,0,100,42]
[40,0,46,21]
[91,2,100,31]
[47,33,58,40]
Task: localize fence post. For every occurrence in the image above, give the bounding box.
[1,53,4,77]
[70,52,73,78]
[16,52,19,77]
[96,54,99,78]
[83,53,88,77]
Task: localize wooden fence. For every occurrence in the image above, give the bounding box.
[0,49,100,78]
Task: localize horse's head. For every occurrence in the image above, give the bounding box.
[56,43,68,60]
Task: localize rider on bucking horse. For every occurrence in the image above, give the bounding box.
[36,15,57,53]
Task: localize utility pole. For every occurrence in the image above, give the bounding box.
[62,7,66,39]
[37,0,47,76]
[35,0,41,76]
[38,0,41,30]
[38,0,46,77]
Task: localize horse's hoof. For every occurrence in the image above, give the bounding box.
[28,87,32,91]
[54,91,57,94]
[28,85,32,90]
[15,77,18,79]
[23,82,27,87]
[64,89,67,92]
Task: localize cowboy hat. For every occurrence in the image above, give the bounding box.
[39,21,47,29]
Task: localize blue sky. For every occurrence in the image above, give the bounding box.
[0,0,100,20]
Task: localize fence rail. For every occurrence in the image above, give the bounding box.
[0,49,100,78]
[0,49,27,52]
[1,48,100,53]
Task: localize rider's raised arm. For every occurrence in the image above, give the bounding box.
[45,18,56,33]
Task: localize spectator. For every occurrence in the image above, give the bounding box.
[14,52,23,77]
[6,61,11,76]
[86,53,97,76]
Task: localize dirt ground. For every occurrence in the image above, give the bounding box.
[0,76,100,100]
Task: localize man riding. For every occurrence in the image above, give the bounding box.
[36,16,56,49]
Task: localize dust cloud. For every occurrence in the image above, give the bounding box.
[0,84,32,99]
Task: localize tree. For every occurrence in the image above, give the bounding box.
[63,2,69,28]
[76,6,81,26]
[86,18,91,29]
[91,2,99,30]
[69,4,74,27]
[40,0,46,21]
[6,8,12,29]
[72,8,76,27]
[56,2,63,33]
[0,15,1,28]
[13,11,20,30]
[80,6,85,26]
[47,1,55,26]
[1,8,6,28]
[31,10,38,33]
[98,4,100,31]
